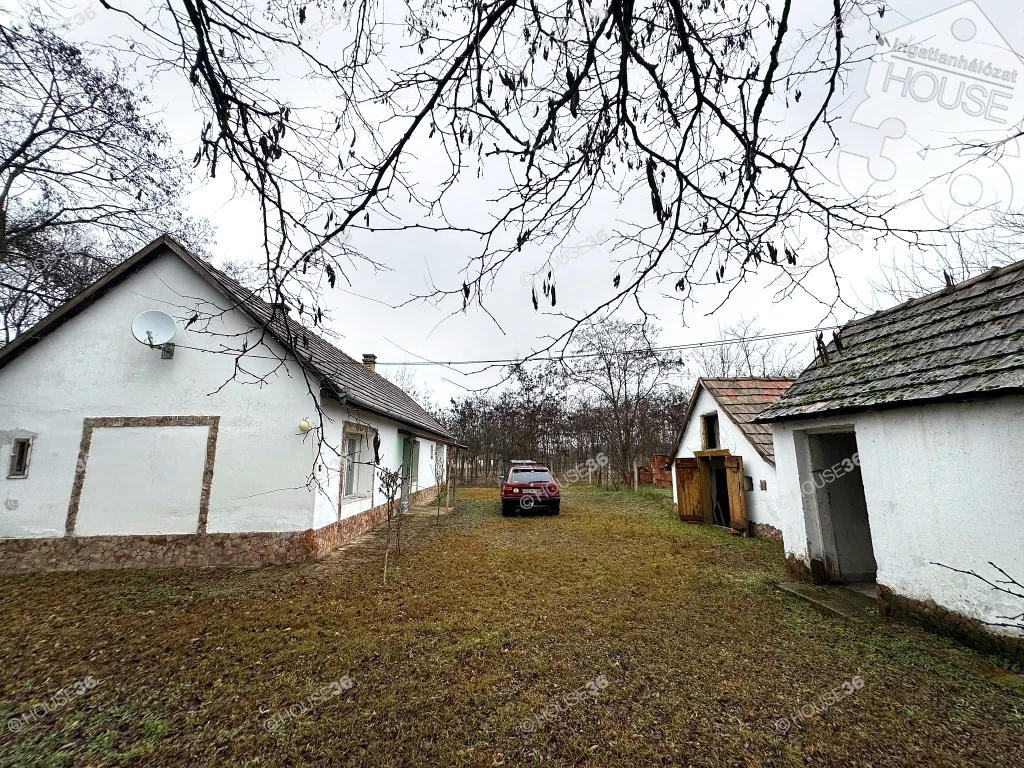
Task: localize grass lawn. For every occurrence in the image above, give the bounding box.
[1,485,1022,767]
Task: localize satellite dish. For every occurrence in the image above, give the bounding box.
[131,310,177,348]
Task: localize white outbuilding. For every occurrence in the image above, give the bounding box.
[756,263,1024,664]
[0,236,457,572]
[670,378,794,539]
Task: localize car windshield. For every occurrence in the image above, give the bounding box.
[510,469,554,483]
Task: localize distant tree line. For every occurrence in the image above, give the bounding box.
[433,318,807,486]
[436,368,687,487]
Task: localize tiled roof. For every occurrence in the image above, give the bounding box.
[701,378,795,463]
[670,377,794,465]
[757,260,1024,422]
[192,258,457,443]
[700,378,794,463]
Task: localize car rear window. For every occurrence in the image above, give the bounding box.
[511,469,554,483]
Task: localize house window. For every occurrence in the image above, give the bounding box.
[342,431,373,498]
[744,475,754,492]
[8,438,32,479]
[702,413,720,449]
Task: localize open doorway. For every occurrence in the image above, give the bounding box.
[674,452,746,531]
[708,455,730,526]
[807,431,876,585]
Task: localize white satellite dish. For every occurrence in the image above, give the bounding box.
[131,310,177,357]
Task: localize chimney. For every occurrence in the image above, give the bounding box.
[362,353,377,373]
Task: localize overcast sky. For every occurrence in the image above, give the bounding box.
[7,0,1023,403]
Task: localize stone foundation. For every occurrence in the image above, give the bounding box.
[784,554,828,584]
[877,584,1023,665]
[752,523,783,542]
[0,486,437,574]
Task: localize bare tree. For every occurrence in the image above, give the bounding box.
[690,316,806,378]
[556,319,684,485]
[933,561,1024,633]
[0,18,210,343]
[381,363,432,409]
[871,218,1024,306]
[433,445,447,521]
[378,465,402,585]
[77,0,918,351]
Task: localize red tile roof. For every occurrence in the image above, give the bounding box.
[672,378,795,465]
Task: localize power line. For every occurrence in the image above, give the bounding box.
[373,324,841,367]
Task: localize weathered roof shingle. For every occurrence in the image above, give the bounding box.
[672,377,794,465]
[757,260,1024,422]
[194,258,456,442]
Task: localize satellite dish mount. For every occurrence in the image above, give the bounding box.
[131,310,177,359]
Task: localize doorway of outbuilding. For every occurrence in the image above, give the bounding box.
[708,456,731,526]
[807,431,877,584]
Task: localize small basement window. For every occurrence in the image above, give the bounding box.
[8,438,32,479]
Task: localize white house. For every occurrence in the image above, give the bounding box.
[756,262,1024,664]
[670,378,794,539]
[0,236,457,573]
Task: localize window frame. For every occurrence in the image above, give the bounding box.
[7,437,33,479]
[701,413,720,450]
[341,425,376,501]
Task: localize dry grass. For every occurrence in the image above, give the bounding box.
[1,485,1022,767]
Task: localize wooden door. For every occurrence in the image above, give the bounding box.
[674,458,703,522]
[724,455,747,531]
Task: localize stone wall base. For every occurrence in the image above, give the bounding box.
[0,486,437,574]
[784,554,828,584]
[752,523,783,542]
[877,584,1023,665]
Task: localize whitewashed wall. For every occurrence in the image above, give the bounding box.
[0,251,323,537]
[0,247,451,540]
[311,401,445,527]
[671,386,780,529]
[770,396,1024,632]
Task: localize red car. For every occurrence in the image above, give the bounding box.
[501,463,560,516]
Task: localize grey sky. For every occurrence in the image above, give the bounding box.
[7,0,1022,402]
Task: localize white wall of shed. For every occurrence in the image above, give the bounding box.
[671,386,780,528]
[770,396,1024,634]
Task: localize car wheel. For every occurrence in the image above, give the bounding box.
[551,502,560,515]
[501,501,515,517]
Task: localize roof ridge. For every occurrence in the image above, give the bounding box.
[846,260,1024,329]
[760,256,1024,422]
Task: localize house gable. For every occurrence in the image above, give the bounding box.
[670,378,794,466]
[0,248,319,539]
[0,236,456,444]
